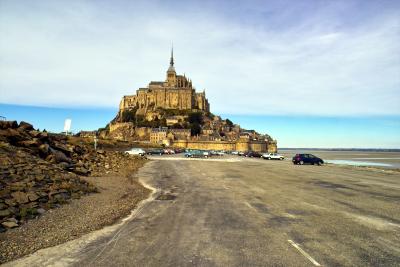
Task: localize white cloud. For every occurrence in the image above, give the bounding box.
[0,0,399,116]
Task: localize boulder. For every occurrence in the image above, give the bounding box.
[37,208,46,215]
[18,121,34,131]
[11,191,30,204]
[0,128,26,144]
[38,143,50,156]
[0,120,18,129]
[0,209,11,218]
[17,139,42,148]
[27,192,39,202]
[2,220,18,228]
[49,148,71,163]
[74,166,90,176]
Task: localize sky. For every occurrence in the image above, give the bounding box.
[0,0,399,148]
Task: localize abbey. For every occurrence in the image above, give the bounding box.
[119,49,209,115]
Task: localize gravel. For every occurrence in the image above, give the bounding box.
[0,161,150,264]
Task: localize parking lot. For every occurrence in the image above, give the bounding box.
[12,154,400,266]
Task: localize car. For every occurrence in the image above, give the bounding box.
[147,149,164,155]
[238,151,246,156]
[174,148,184,153]
[245,151,263,158]
[262,153,285,160]
[125,148,146,156]
[210,150,219,156]
[292,154,324,165]
[163,148,175,155]
[231,151,239,155]
[185,150,209,158]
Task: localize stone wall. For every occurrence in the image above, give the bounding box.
[171,139,276,153]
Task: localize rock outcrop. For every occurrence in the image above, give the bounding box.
[0,120,145,232]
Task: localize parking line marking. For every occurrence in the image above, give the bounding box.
[288,240,321,266]
[245,202,257,211]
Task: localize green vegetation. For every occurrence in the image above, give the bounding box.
[121,108,137,122]
[226,119,233,127]
[187,112,203,136]
[135,116,167,128]
[190,123,201,136]
[158,108,192,116]
[205,112,215,119]
[188,112,203,124]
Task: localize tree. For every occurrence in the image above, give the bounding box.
[190,123,201,136]
[121,108,137,122]
[188,112,203,124]
[226,119,233,127]
[172,123,183,129]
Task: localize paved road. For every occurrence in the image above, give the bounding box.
[9,157,400,266]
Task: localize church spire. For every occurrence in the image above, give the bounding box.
[170,45,174,67]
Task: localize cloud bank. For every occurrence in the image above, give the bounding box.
[0,0,399,116]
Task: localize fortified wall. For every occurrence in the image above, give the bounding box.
[172,139,277,153]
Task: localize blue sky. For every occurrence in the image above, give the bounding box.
[0,0,399,148]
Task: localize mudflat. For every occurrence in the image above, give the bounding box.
[7,156,400,267]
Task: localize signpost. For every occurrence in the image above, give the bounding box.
[64,119,72,135]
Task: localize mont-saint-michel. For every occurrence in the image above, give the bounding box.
[99,49,278,153]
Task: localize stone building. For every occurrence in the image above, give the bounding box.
[150,127,168,144]
[119,49,209,116]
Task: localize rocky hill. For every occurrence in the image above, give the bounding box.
[0,120,145,232]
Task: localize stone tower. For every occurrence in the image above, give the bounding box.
[166,47,177,87]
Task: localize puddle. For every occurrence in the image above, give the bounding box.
[325,160,393,167]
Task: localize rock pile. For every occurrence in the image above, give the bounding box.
[0,121,145,232]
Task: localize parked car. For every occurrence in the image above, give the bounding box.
[147,149,164,155]
[231,151,239,155]
[125,148,146,156]
[238,151,246,156]
[245,151,263,158]
[210,150,224,156]
[185,150,209,158]
[292,154,324,165]
[262,153,285,160]
[163,148,175,155]
[174,148,184,154]
[210,150,219,156]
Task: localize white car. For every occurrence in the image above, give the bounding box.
[125,148,146,156]
[262,153,285,160]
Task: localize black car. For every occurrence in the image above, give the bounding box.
[245,151,263,158]
[292,154,324,165]
[147,149,164,155]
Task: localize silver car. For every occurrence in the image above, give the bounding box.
[125,148,146,156]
